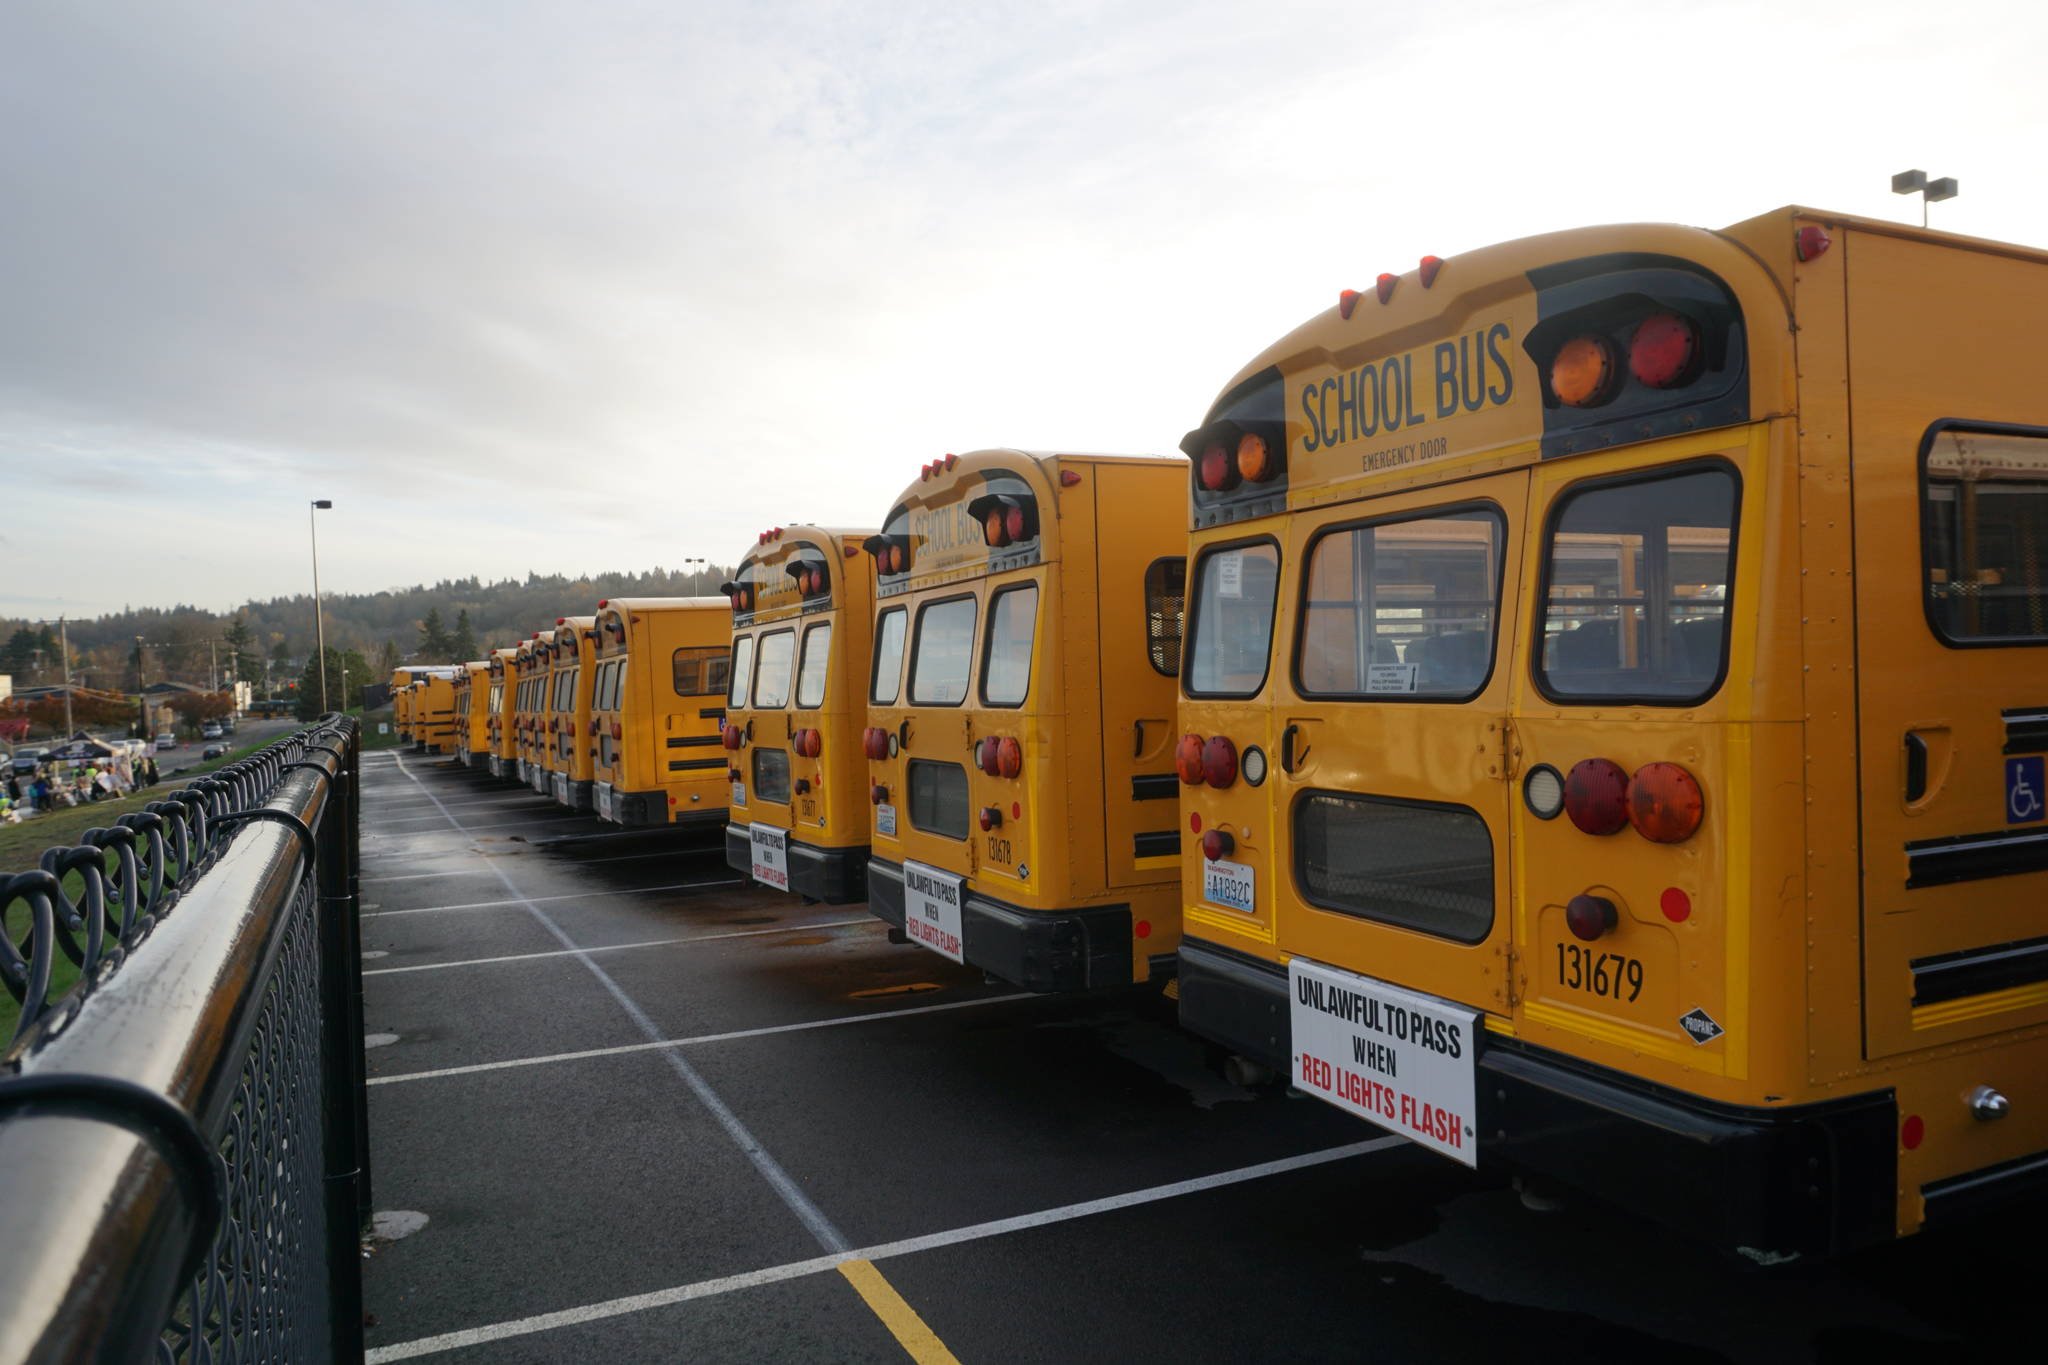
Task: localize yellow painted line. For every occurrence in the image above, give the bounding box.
[838,1259,962,1364]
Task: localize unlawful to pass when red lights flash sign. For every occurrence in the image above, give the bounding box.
[1288,958,1480,1168]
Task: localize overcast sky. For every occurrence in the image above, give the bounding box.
[4,0,2043,619]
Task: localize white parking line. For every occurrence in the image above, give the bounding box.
[368,990,1032,1083]
[364,1137,1401,1362]
[365,814,595,837]
[390,754,853,1256]
[364,919,873,976]
[362,879,745,918]
[359,846,702,883]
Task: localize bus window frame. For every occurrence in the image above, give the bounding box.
[673,646,731,698]
[978,581,1039,709]
[871,606,908,705]
[1290,500,1507,705]
[1917,417,2048,650]
[908,593,979,709]
[729,633,756,709]
[795,620,833,710]
[752,627,797,710]
[1182,535,1283,701]
[1290,785,1497,945]
[1531,457,1742,708]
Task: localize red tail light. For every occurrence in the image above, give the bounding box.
[610,722,622,740]
[1003,506,1027,541]
[978,806,1002,831]
[997,737,1023,779]
[1629,312,1701,389]
[1563,758,1630,834]
[977,737,1002,775]
[722,726,743,751]
[1175,734,1206,785]
[1198,445,1239,492]
[871,784,889,804]
[1627,762,1704,843]
[728,767,741,782]
[1201,736,1238,788]
[1565,894,1618,941]
[1201,829,1235,861]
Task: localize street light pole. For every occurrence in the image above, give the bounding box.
[311,500,333,713]
[58,617,73,736]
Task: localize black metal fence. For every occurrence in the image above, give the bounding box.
[0,718,368,1364]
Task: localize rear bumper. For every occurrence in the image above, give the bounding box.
[725,823,869,903]
[487,755,510,780]
[866,857,1131,993]
[595,783,668,826]
[1175,936,1898,1256]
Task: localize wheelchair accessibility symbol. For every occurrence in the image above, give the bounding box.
[2007,756,2045,824]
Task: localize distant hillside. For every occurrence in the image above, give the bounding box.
[0,565,735,690]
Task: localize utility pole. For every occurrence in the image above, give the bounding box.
[59,617,73,736]
[311,500,333,712]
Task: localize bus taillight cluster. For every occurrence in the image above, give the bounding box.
[1176,733,1237,789]
[1550,311,1704,409]
[1557,757,1703,843]
[975,736,1023,779]
[1196,432,1280,493]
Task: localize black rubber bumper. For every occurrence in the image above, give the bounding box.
[725,825,869,903]
[610,788,669,827]
[1176,936,1898,1256]
[867,857,1131,993]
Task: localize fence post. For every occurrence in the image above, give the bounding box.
[316,722,369,1363]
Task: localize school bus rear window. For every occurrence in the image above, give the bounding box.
[871,608,907,705]
[980,585,1038,707]
[1538,464,1736,704]
[1924,425,2048,643]
[907,759,969,840]
[753,746,791,804]
[1298,508,1502,699]
[1187,543,1280,698]
[796,623,832,708]
[673,647,731,697]
[754,630,795,708]
[729,635,755,708]
[911,597,976,706]
[1295,792,1494,943]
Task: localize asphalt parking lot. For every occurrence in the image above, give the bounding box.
[358,753,2035,1363]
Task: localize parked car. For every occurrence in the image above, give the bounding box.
[200,725,222,740]
[202,743,227,759]
[10,747,45,774]
[154,735,178,751]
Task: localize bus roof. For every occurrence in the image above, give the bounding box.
[596,597,729,613]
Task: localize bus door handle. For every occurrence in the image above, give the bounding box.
[1281,724,1303,773]
[1904,732,1928,803]
[1134,720,1146,758]
[897,719,913,752]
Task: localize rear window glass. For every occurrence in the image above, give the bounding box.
[797,622,832,708]
[753,630,795,708]
[910,597,977,706]
[980,585,1038,707]
[1924,426,2048,643]
[673,647,730,697]
[553,666,578,711]
[907,760,969,840]
[728,634,755,708]
[1298,508,1502,699]
[871,608,907,705]
[1145,558,1186,677]
[752,747,791,805]
[1295,792,1493,943]
[1186,542,1280,697]
[1538,465,1737,703]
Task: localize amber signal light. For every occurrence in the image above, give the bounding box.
[1626,762,1704,843]
[1551,335,1618,408]
[1175,734,1207,785]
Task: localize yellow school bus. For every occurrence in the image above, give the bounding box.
[862,450,1188,990]
[407,669,460,754]
[544,615,599,811]
[590,598,732,826]
[485,647,520,779]
[391,670,416,742]
[721,525,878,902]
[512,635,550,784]
[1172,208,2048,1256]
[452,660,492,765]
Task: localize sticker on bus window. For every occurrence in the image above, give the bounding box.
[1288,958,1478,1168]
[1365,663,1418,694]
[1215,552,1244,598]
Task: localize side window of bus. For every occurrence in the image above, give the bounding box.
[1924,425,2048,642]
[871,607,908,704]
[1298,508,1503,699]
[1538,464,1737,703]
[729,635,755,708]
[674,647,730,697]
[1186,543,1280,697]
[910,597,977,706]
[1144,558,1186,677]
[981,584,1038,707]
[796,622,833,708]
[753,629,796,709]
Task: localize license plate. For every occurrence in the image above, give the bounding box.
[876,803,897,837]
[1288,958,1480,1168]
[595,785,615,822]
[750,824,790,890]
[900,859,964,963]
[1202,857,1255,912]
[732,781,747,806]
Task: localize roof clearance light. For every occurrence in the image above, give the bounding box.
[1375,272,1397,304]
[1175,734,1206,785]
[1552,335,1618,408]
[1796,225,1832,262]
[1339,289,1362,320]
[1198,444,1239,493]
[1563,758,1631,835]
[1629,313,1702,389]
[1626,762,1704,843]
[1236,433,1275,483]
[1418,255,1444,288]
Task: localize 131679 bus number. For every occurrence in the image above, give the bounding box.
[1555,943,1643,1002]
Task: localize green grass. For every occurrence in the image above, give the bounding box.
[359,708,401,750]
